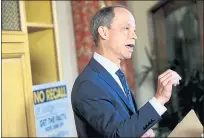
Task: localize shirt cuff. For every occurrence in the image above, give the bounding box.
[149,97,167,116]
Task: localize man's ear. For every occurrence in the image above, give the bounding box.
[98,26,109,40]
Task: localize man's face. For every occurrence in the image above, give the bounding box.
[106,8,137,60]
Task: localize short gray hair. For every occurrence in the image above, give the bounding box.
[90,5,127,47]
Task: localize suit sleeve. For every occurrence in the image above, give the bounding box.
[72,81,161,137]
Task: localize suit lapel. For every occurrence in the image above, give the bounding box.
[130,91,138,112]
[89,58,135,113]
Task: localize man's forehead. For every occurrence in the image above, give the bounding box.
[112,8,136,28]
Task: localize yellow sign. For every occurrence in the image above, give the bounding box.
[34,85,67,105]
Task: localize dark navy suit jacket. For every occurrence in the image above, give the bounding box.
[71,58,161,137]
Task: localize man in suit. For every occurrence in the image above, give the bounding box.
[71,5,181,137]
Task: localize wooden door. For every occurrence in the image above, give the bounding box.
[2,1,36,136]
[2,43,28,136]
[2,42,36,137]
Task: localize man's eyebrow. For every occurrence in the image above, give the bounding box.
[127,23,136,29]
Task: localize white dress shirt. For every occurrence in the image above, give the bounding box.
[93,52,167,116]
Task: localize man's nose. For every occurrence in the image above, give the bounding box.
[130,31,137,40]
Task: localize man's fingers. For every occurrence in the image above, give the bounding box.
[172,72,182,86]
[159,71,172,83]
[160,71,181,86]
[172,71,181,80]
[155,70,181,105]
[161,73,173,86]
[159,69,182,82]
[158,69,172,79]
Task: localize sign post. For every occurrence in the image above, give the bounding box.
[33,82,71,137]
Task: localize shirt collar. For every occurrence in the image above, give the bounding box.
[93,52,120,75]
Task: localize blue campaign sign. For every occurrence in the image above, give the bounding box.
[33,82,71,137]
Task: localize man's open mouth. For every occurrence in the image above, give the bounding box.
[125,44,134,48]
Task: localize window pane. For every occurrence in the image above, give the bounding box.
[2,1,21,31]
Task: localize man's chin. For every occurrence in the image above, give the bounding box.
[122,55,132,60]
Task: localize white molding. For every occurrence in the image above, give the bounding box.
[55,1,78,137]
